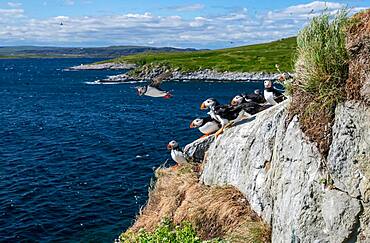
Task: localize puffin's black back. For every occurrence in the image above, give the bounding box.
[215,105,243,120]
[243,93,266,104]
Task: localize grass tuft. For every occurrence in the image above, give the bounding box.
[120,219,222,242]
[290,10,350,155]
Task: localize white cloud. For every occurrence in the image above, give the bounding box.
[189,16,207,27]
[7,2,22,8]
[64,0,75,6]
[0,1,367,48]
[170,3,205,12]
[0,8,24,17]
[266,1,347,21]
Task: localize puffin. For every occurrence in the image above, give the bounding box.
[231,90,265,106]
[167,140,188,167]
[230,94,266,112]
[137,72,172,98]
[200,98,254,137]
[190,117,221,138]
[263,80,285,105]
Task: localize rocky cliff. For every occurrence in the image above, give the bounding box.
[200,100,369,242]
[121,10,370,242]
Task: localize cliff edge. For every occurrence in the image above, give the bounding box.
[120,10,370,243]
[202,100,369,242]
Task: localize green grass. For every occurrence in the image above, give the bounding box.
[294,10,349,96]
[104,37,297,73]
[120,219,223,243]
[290,9,350,155]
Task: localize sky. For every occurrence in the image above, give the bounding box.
[0,0,369,49]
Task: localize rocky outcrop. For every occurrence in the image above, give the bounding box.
[171,70,286,81]
[68,62,136,70]
[184,136,215,163]
[199,100,370,242]
[96,69,289,83]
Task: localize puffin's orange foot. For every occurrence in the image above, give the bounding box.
[225,122,234,129]
[171,165,179,171]
[163,93,172,99]
[214,128,224,138]
[200,134,210,139]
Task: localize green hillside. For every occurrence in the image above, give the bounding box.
[105,37,297,73]
[0,46,197,59]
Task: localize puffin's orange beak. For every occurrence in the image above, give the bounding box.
[231,100,237,106]
[200,103,206,110]
[167,144,172,150]
[190,121,195,128]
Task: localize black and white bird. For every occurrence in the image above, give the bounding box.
[230,94,266,113]
[137,72,172,98]
[200,98,254,137]
[190,117,221,138]
[263,80,285,105]
[231,90,265,106]
[167,140,188,166]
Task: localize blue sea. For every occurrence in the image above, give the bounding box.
[0,58,263,242]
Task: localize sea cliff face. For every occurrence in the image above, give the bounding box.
[200,100,369,242]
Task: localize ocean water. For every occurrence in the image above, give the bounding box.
[0,58,264,242]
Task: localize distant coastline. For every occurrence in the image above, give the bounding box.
[95,69,289,83]
[67,62,137,70]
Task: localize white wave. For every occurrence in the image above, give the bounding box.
[85,80,147,85]
[135,154,150,158]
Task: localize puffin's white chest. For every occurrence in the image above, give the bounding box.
[145,86,167,97]
[264,90,277,105]
[207,109,217,121]
[199,121,219,135]
[171,149,187,164]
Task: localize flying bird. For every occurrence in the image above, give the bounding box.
[136,72,172,98]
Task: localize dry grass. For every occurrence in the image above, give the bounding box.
[289,89,335,155]
[123,164,271,242]
[345,9,370,103]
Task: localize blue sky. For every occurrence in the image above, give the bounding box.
[0,0,369,48]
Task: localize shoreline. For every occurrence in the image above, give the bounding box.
[68,62,137,70]
[95,69,291,83]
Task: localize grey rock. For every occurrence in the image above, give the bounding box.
[68,62,136,71]
[184,136,215,163]
[321,190,361,243]
[95,68,294,83]
[200,100,370,242]
[327,101,370,200]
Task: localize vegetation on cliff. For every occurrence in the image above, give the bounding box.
[345,10,370,104]
[120,8,370,243]
[120,164,271,243]
[289,9,370,156]
[289,10,350,155]
[103,37,297,73]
